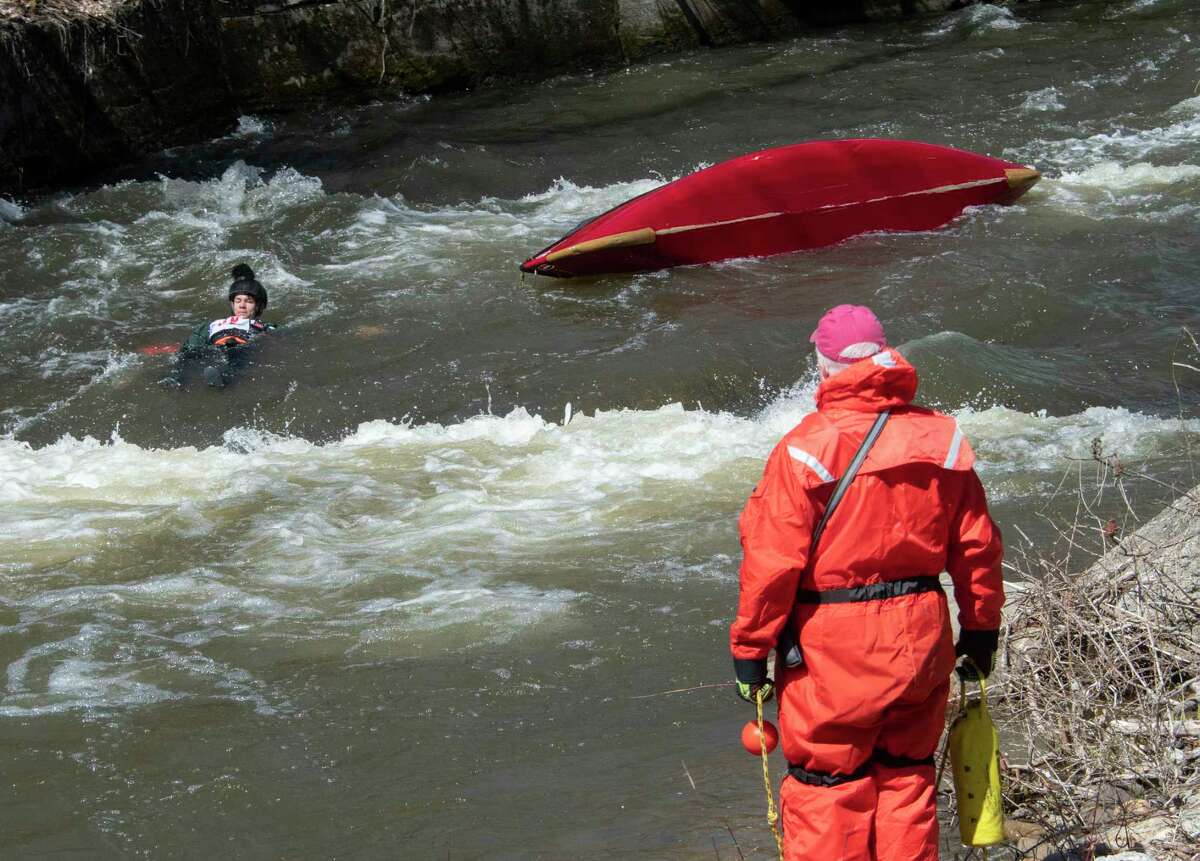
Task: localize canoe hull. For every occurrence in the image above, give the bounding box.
[520,139,1039,278]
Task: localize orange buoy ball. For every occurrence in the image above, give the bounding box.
[741,719,779,755]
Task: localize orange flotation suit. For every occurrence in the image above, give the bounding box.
[730,349,1004,861]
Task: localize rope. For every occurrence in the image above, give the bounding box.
[935,678,967,791]
[756,689,785,861]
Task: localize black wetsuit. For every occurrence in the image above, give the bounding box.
[168,316,277,387]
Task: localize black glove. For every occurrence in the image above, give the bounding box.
[955,629,999,681]
[734,658,775,704]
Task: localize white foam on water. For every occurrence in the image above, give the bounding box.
[1038,159,1200,219]
[1168,95,1200,116]
[1,624,178,717]
[2,219,142,335]
[0,617,283,718]
[1104,0,1166,17]
[518,176,665,225]
[973,4,1023,30]
[1137,201,1200,224]
[2,388,1192,539]
[4,383,1190,606]
[228,115,273,138]
[48,660,171,701]
[349,581,580,658]
[36,348,121,380]
[1056,160,1200,191]
[1009,95,1200,220]
[318,175,666,279]
[0,296,38,322]
[957,405,1198,476]
[23,571,299,619]
[2,384,1195,714]
[140,161,325,231]
[0,431,297,504]
[925,3,1022,37]
[1020,110,1200,174]
[354,579,578,633]
[1019,87,1066,113]
[0,197,23,224]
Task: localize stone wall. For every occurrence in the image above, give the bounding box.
[0,0,967,194]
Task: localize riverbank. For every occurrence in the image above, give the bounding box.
[3,0,1008,194]
[997,465,1200,860]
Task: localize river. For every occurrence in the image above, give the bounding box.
[1,1,1198,858]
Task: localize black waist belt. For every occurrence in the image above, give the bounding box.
[794,575,942,605]
[788,751,936,787]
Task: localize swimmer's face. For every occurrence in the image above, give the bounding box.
[231,294,258,319]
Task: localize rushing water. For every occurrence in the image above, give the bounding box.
[2,1,1199,857]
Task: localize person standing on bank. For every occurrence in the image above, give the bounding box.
[171,264,277,387]
[729,305,1004,861]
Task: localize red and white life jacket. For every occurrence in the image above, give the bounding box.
[207,316,268,347]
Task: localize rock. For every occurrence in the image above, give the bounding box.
[1089,492,1200,628]
[1111,719,1200,738]
[1,0,971,193]
[1005,818,1048,840]
[1006,483,1200,676]
[1005,818,1055,858]
[1179,791,1200,841]
[1112,814,1173,847]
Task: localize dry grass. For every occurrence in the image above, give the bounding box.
[982,341,1200,860]
[0,0,133,27]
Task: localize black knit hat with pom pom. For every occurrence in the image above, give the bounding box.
[228,264,267,315]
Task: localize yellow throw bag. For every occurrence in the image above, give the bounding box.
[948,674,1005,846]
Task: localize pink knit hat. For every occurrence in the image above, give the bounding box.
[809,304,887,363]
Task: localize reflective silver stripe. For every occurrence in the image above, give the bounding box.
[944,424,964,469]
[787,446,835,482]
[871,352,896,368]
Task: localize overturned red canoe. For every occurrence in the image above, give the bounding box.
[520,138,1039,278]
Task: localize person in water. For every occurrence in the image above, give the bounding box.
[173,264,276,387]
[729,305,1004,860]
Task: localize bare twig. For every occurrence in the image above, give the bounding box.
[998,465,1199,861]
[724,820,746,861]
